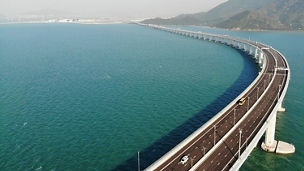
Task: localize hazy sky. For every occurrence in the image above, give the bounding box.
[1,0,227,18]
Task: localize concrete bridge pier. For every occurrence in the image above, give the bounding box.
[221,38,225,44]
[221,37,225,44]
[243,43,247,52]
[258,50,264,64]
[277,101,286,112]
[223,38,229,45]
[203,35,206,40]
[254,48,259,60]
[238,42,241,49]
[261,88,295,154]
[261,106,295,154]
[262,112,278,152]
[249,46,253,55]
[198,33,202,39]
[194,33,197,38]
[225,38,229,45]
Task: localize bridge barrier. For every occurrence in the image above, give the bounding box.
[230,49,290,170]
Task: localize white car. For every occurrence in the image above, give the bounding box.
[180,155,189,164]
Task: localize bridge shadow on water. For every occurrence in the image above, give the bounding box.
[112,49,258,171]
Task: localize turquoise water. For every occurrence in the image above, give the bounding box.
[0,24,257,170]
[174,26,304,170]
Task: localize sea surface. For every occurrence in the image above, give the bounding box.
[0,23,302,170]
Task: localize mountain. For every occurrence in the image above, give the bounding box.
[142,0,304,31]
[216,0,304,30]
[142,0,276,25]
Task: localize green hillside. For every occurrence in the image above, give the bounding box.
[142,0,276,25]
[142,0,304,31]
[216,0,304,30]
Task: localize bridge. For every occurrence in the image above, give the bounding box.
[136,23,295,171]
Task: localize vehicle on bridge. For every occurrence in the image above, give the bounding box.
[237,97,246,105]
[180,155,189,164]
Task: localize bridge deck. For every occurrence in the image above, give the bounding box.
[138,24,289,171]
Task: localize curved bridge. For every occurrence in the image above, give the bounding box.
[136,23,295,171]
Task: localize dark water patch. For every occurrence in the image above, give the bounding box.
[112,50,258,170]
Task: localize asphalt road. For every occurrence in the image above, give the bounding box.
[149,41,288,171]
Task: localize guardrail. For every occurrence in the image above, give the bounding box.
[230,48,290,170]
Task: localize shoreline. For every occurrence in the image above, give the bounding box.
[147,24,304,33]
[1,21,304,33]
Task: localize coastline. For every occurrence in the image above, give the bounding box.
[2,21,303,33]
[141,23,304,33]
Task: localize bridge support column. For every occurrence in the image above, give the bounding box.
[262,113,277,152]
[249,46,253,55]
[277,101,286,112]
[261,103,295,154]
[198,34,202,39]
[243,43,247,52]
[254,48,258,60]
[238,42,241,49]
[259,51,264,64]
